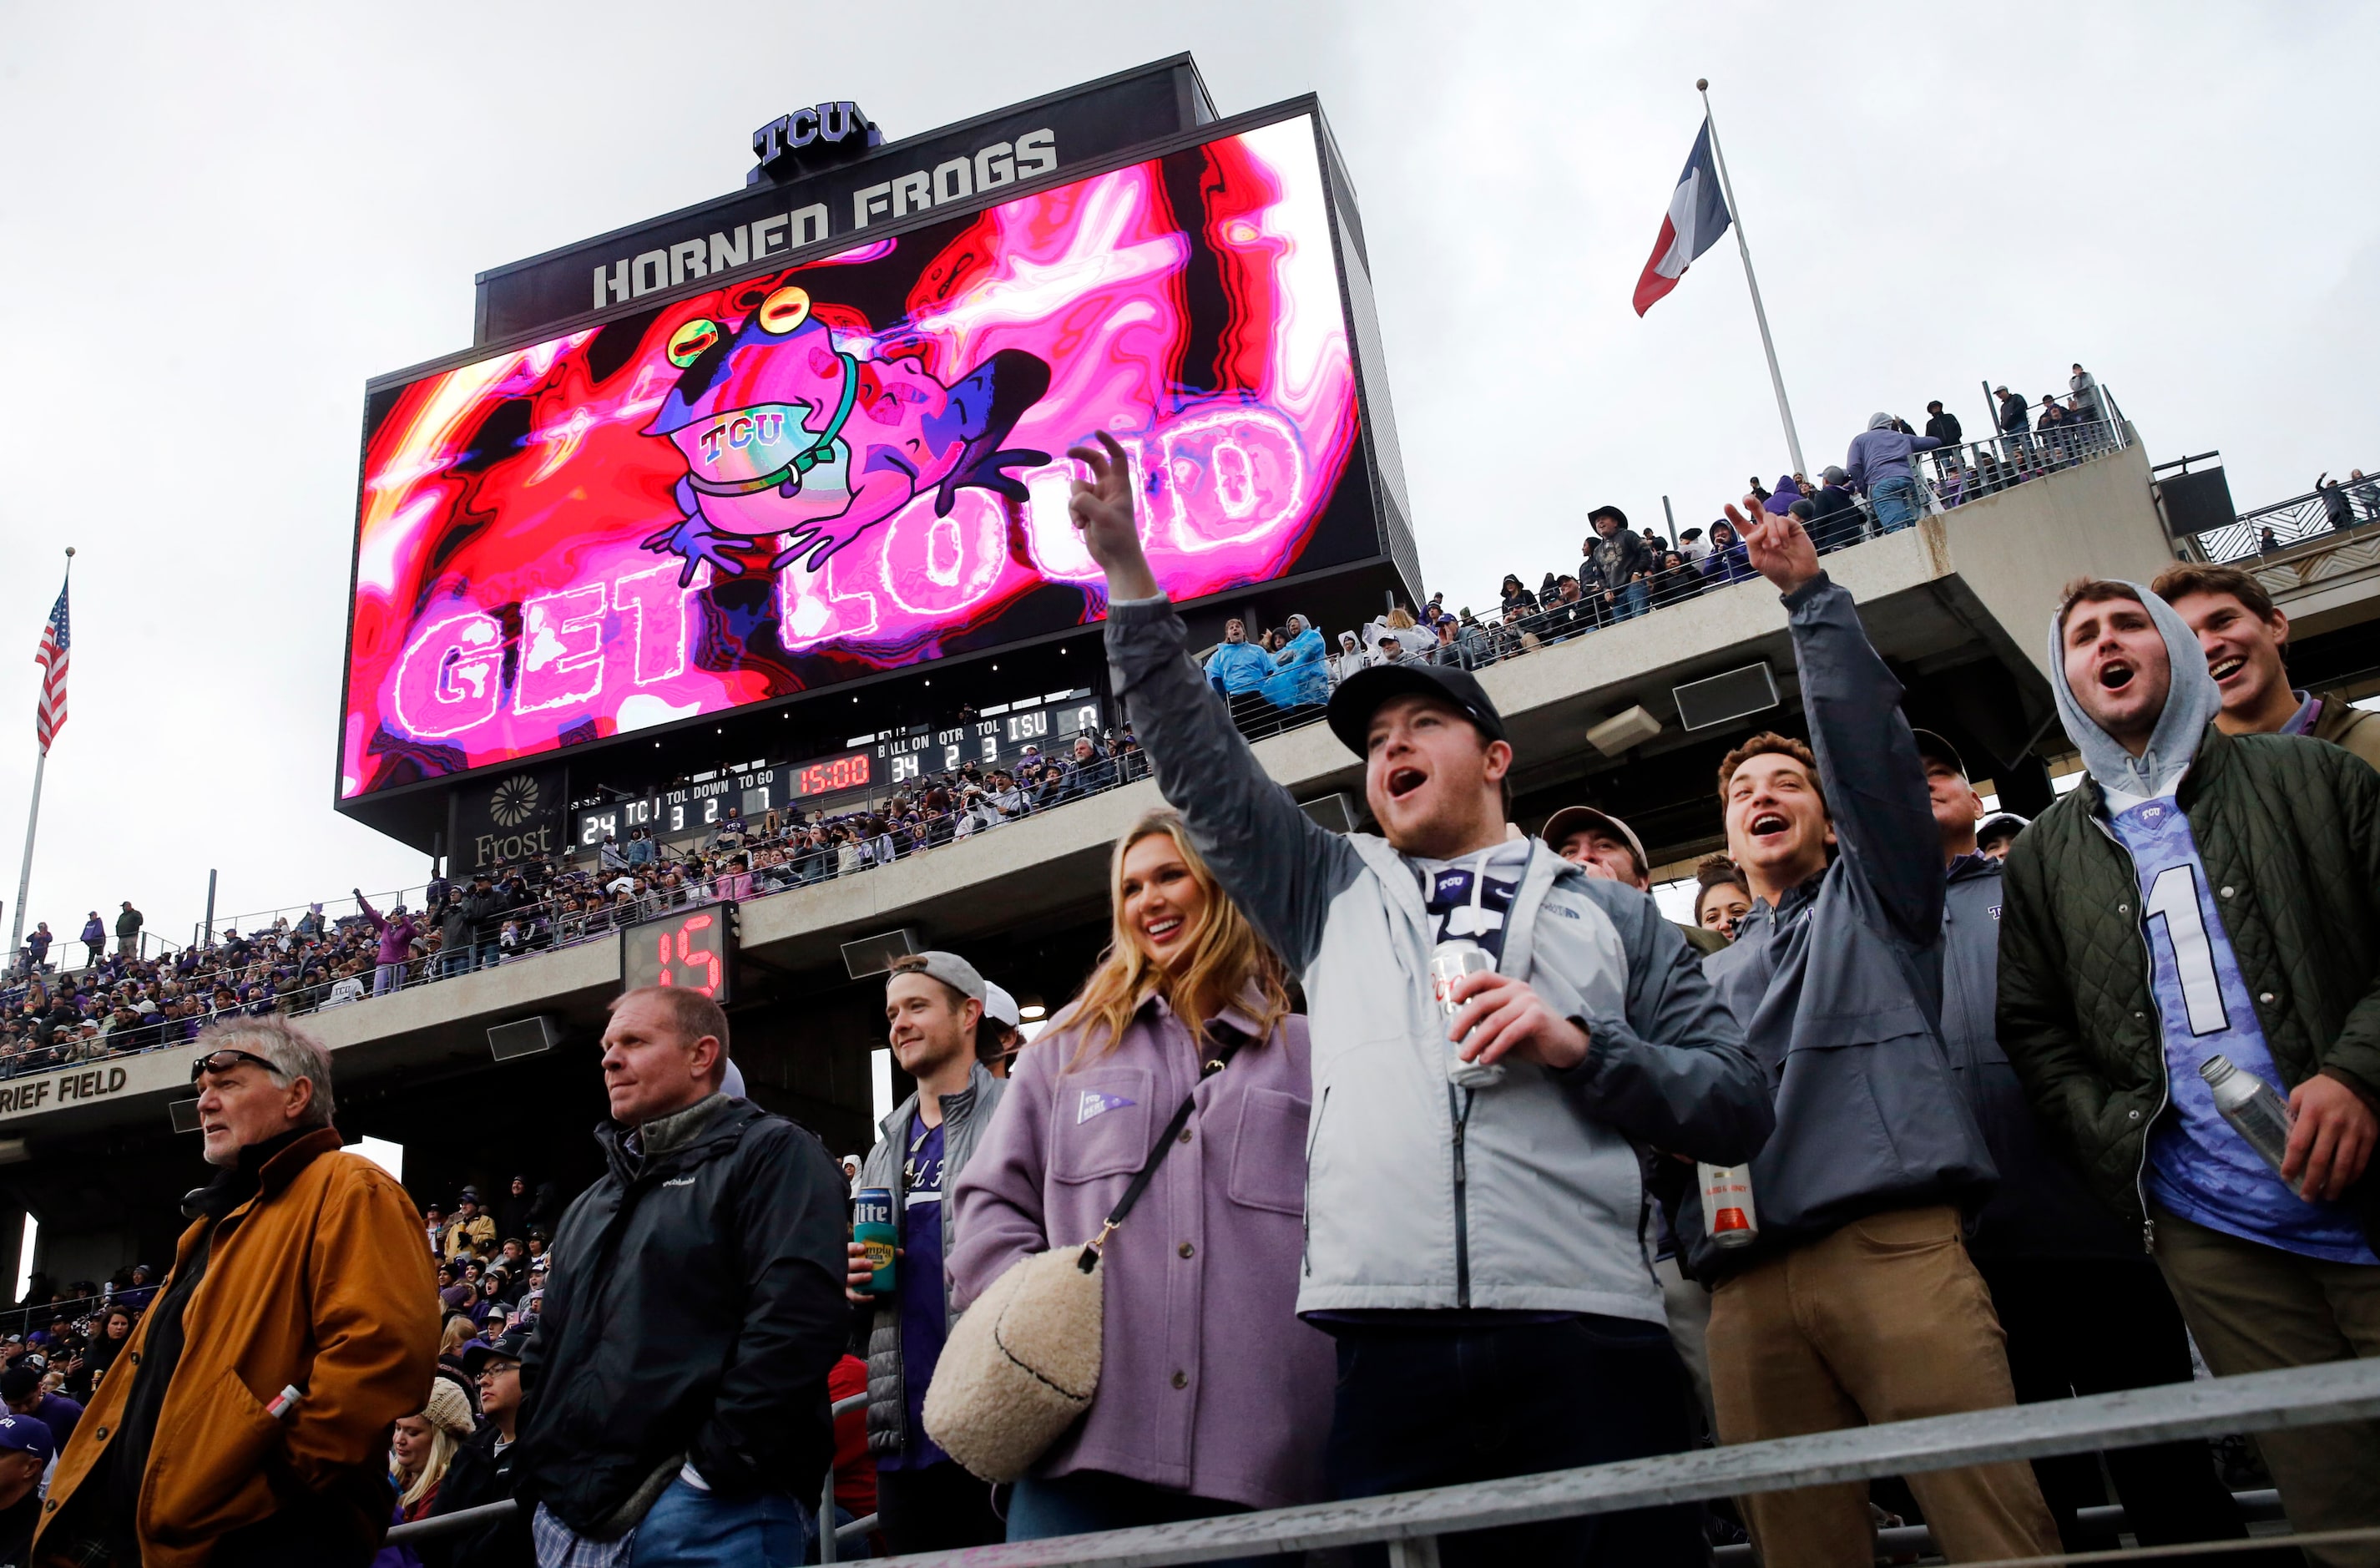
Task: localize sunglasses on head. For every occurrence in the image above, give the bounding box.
[190,1049,277,1085]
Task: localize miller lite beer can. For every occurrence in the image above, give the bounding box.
[1698,1163,1759,1249]
[852,1187,897,1294]
[1429,941,1505,1089]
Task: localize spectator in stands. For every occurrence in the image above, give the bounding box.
[978,980,1024,1079]
[2152,562,2380,771]
[1205,619,1269,701]
[2069,363,2101,422]
[77,913,104,969]
[0,1363,78,1453]
[38,1018,437,1566]
[1701,518,1755,585]
[1976,812,2029,860]
[356,889,422,999]
[2317,474,2357,531]
[1540,804,1726,955]
[1806,466,1862,553]
[1584,504,1654,622]
[517,985,846,1562]
[1679,525,1708,564]
[114,903,142,959]
[1919,728,2268,1557]
[0,1416,51,1565]
[1261,615,1331,710]
[2037,394,2073,466]
[1498,573,1538,622]
[392,1377,474,1525]
[849,951,1008,1551]
[1997,385,2032,451]
[1844,412,1942,534]
[422,1328,533,1568]
[1680,503,2057,1567]
[952,808,1333,1540]
[1693,855,1751,941]
[2354,469,2380,524]
[1924,399,1963,448]
[1069,428,1771,1566]
[1998,577,2380,1560]
[1649,549,1702,607]
[1333,631,1367,683]
[63,1305,130,1404]
[22,925,48,973]
[443,1189,496,1262]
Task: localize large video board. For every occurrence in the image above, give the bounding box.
[341,110,1380,801]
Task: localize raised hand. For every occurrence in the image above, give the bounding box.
[1726,500,1821,596]
[1067,432,1160,601]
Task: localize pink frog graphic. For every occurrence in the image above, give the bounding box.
[641,283,1052,588]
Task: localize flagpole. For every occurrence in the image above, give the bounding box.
[1697,78,1806,478]
[8,549,71,970]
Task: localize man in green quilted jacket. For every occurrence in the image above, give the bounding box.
[1998,575,2380,1566]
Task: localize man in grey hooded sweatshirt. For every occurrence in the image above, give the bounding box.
[1842,412,1941,534]
[1998,577,2380,1565]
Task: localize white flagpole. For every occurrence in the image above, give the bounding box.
[9,549,70,970]
[1698,78,1806,478]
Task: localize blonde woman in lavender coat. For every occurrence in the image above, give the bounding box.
[950,809,1329,1560]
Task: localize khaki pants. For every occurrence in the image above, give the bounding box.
[2153,1204,2380,1568]
[1707,1205,2058,1567]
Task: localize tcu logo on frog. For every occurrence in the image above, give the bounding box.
[751,102,882,183]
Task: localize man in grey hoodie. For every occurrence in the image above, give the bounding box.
[1998,579,2380,1565]
[1921,729,2281,1561]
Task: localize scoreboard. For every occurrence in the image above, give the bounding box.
[571,691,1104,851]
[877,692,1104,787]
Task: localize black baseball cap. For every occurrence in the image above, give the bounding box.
[1911,729,1967,778]
[462,1327,533,1376]
[1326,663,1506,756]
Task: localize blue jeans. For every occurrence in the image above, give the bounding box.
[440,949,472,979]
[1870,473,1923,533]
[1326,1315,1704,1567]
[629,1479,810,1567]
[1608,579,1650,620]
[1008,1470,1287,1568]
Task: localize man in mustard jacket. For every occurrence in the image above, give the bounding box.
[36,1019,437,1567]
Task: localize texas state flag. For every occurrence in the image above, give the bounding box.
[1633,120,1733,316]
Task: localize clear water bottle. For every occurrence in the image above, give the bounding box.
[2200,1054,2294,1176]
[1698,1162,1759,1249]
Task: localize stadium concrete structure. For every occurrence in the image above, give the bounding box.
[6,64,2380,1292]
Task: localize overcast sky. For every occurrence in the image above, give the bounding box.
[2,2,2374,946]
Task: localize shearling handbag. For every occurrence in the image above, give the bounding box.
[923,1033,1246,1483]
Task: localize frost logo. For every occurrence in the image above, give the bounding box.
[490,775,540,827]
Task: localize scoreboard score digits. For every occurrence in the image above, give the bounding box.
[622,903,737,1004]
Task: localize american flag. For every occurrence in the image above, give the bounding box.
[33,578,68,753]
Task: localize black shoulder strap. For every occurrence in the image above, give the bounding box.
[1075,1029,1248,1272]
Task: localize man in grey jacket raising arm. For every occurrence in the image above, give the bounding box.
[1674,502,2057,1568]
[1067,432,1773,1567]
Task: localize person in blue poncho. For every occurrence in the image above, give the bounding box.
[1205,617,1271,698]
[1260,614,1332,709]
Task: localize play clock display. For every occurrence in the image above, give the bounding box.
[621,903,738,1003]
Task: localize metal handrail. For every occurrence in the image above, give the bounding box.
[383,1392,877,1550]
[374,1362,2379,1562]
[2182,470,2380,564]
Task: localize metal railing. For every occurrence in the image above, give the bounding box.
[361,1360,2380,1564]
[2181,470,2380,565]
[382,1393,878,1555]
[1921,416,2132,513]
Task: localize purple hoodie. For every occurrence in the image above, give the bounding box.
[950,992,1331,1510]
[357,896,420,967]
